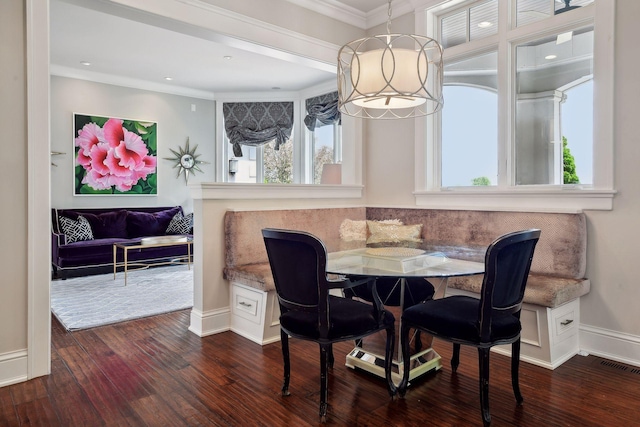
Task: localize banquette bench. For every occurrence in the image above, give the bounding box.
[223,207,589,369]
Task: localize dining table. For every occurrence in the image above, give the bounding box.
[326,245,485,384]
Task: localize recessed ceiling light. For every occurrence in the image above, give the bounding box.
[223,56,233,60]
[477,21,493,28]
[80,61,91,66]
[545,54,557,60]
[164,76,173,81]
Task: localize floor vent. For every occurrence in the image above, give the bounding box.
[600,360,640,374]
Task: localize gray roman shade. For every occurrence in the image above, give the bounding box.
[304,91,341,131]
[223,102,294,157]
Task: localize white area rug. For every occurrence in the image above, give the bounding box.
[51,265,193,331]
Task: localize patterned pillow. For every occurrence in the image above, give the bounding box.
[339,219,367,241]
[339,219,403,241]
[59,215,94,244]
[366,221,423,244]
[166,212,193,235]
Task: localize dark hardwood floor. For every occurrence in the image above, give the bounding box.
[2,310,638,426]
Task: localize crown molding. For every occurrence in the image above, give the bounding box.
[284,0,368,28]
[283,0,414,30]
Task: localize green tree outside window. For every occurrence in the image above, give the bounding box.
[563,136,580,184]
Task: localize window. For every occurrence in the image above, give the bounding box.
[218,89,342,185]
[230,139,294,184]
[514,27,594,185]
[222,101,295,184]
[442,51,498,187]
[303,91,342,184]
[310,124,341,184]
[418,0,613,210]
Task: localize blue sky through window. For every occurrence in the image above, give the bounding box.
[562,81,593,184]
[442,81,593,186]
[442,85,498,186]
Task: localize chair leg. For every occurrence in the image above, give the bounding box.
[384,326,397,398]
[478,348,491,427]
[511,339,523,404]
[319,344,330,422]
[328,343,334,368]
[280,329,291,396]
[451,343,461,373]
[398,322,412,397]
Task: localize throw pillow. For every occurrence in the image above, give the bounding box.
[339,219,367,241]
[366,221,423,244]
[59,215,94,244]
[339,219,403,241]
[166,212,193,235]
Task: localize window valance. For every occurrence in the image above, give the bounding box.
[304,91,341,131]
[223,102,294,157]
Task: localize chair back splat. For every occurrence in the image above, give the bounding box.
[262,228,397,423]
[479,230,540,343]
[399,229,541,427]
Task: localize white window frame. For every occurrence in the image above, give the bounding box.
[414,0,616,212]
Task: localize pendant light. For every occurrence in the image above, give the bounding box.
[337,0,444,119]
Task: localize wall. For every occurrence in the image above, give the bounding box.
[0,0,28,360]
[363,11,420,207]
[51,76,216,212]
[578,0,640,359]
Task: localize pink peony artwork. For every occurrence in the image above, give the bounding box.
[74,114,157,195]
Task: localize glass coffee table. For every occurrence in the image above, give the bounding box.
[327,247,484,384]
[113,236,193,285]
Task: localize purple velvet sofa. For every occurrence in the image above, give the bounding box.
[51,206,192,279]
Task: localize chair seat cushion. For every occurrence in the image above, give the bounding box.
[402,296,521,344]
[345,277,435,308]
[280,296,395,341]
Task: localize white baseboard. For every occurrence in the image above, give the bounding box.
[188,307,231,337]
[579,324,640,368]
[229,327,280,346]
[0,350,28,387]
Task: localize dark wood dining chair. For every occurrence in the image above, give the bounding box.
[398,229,541,426]
[262,228,397,423]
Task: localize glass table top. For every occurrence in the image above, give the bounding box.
[327,247,484,278]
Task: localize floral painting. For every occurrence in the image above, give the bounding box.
[74,114,157,195]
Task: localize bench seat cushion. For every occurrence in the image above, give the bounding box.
[448,274,590,308]
[224,263,275,292]
[224,264,590,309]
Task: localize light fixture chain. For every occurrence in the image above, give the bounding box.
[386,0,392,35]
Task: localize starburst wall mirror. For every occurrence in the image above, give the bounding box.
[164,137,208,184]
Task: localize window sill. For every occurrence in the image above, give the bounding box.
[190,183,364,200]
[414,188,616,212]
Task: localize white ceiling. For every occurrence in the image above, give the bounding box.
[50,0,397,100]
